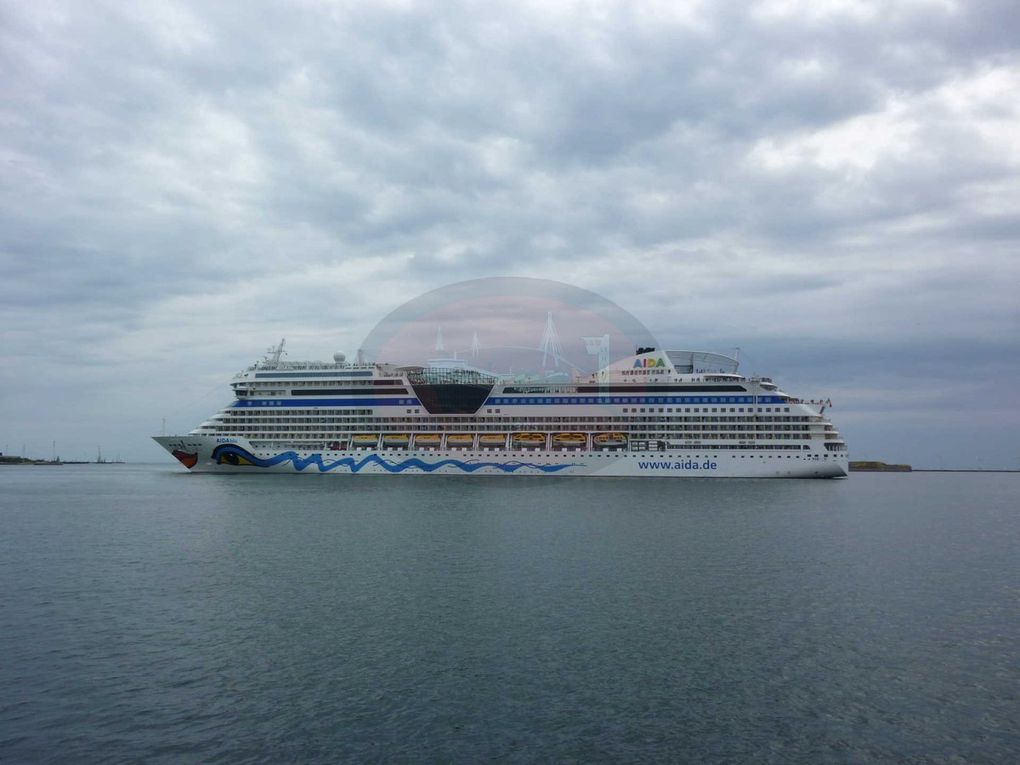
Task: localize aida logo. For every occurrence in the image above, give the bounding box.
[633,358,666,368]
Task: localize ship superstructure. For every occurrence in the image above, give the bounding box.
[154,340,848,477]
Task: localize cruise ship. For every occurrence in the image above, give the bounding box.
[154,341,849,478]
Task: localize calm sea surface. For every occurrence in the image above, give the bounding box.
[1,466,1017,763]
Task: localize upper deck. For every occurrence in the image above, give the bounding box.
[187,342,846,456]
[225,345,834,422]
[234,345,743,386]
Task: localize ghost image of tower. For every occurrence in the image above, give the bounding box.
[539,312,563,369]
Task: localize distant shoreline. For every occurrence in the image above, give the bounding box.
[851,460,1018,473]
[849,460,911,472]
[911,469,1020,473]
[0,457,126,466]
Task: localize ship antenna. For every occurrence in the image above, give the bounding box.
[266,338,286,368]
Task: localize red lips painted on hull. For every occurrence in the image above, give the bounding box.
[172,450,198,469]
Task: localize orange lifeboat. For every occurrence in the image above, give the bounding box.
[512,432,547,448]
[593,432,627,449]
[553,432,587,449]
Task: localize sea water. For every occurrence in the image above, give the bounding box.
[1,465,1017,762]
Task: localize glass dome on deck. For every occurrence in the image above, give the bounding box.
[358,277,659,379]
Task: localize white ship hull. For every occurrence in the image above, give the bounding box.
[154,436,848,479]
[155,342,850,480]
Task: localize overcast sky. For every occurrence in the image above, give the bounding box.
[2,0,1018,467]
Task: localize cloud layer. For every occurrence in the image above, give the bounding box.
[2,0,1018,466]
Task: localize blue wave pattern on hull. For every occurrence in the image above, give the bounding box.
[210,444,579,474]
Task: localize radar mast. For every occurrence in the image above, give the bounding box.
[265,338,287,369]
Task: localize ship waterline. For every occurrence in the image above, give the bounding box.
[154,343,848,478]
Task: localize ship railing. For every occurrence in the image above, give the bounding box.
[247,361,378,372]
[406,368,499,385]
